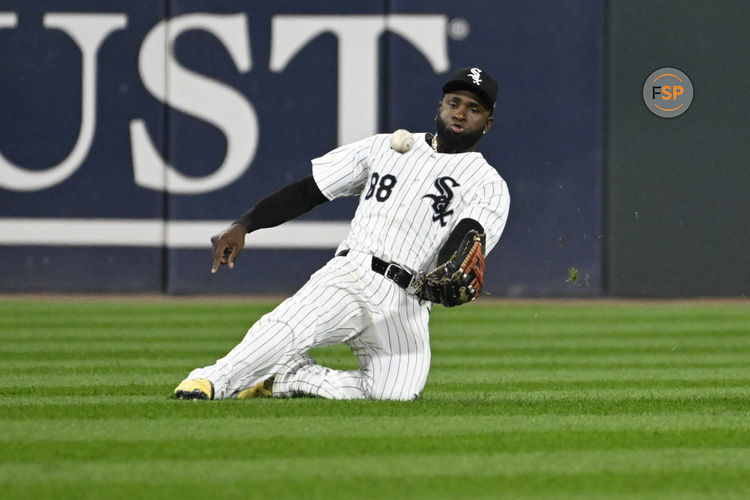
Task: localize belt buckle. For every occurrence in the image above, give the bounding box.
[384,263,400,283]
[404,273,422,295]
[385,263,421,294]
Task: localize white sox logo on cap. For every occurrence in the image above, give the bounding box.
[442,67,498,114]
[468,68,483,85]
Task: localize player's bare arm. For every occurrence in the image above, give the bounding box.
[210,175,329,272]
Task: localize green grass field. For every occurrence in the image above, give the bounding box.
[1,298,748,499]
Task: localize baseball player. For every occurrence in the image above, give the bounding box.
[174,67,510,401]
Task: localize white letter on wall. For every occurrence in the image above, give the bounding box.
[0,13,127,191]
[130,13,256,194]
[270,15,448,146]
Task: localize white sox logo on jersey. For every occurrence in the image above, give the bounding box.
[423,176,460,226]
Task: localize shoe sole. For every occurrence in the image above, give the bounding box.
[175,389,209,400]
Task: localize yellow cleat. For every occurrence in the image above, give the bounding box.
[174,378,214,400]
[237,376,275,399]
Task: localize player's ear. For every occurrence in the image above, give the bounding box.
[483,116,494,134]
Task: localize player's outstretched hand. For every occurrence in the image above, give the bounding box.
[210,223,247,273]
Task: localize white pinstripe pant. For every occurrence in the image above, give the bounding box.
[186,250,432,400]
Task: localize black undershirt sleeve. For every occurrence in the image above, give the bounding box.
[233,175,329,233]
[437,218,486,264]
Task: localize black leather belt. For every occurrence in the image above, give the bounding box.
[337,249,415,291]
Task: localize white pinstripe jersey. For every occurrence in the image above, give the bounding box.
[312,132,510,274]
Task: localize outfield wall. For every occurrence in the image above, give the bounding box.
[605,0,750,296]
[0,1,604,296]
[3,2,745,297]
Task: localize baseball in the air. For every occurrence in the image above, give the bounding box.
[390,129,414,154]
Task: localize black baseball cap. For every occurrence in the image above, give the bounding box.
[442,67,498,114]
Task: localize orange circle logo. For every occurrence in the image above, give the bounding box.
[643,68,694,118]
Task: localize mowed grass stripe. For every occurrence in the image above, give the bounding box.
[6,334,750,350]
[6,348,745,364]
[5,366,749,388]
[437,301,749,319]
[1,299,749,499]
[4,316,748,341]
[0,350,229,361]
[433,323,750,338]
[0,340,238,353]
[432,351,750,364]
[4,431,750,464]
[2,449,749,481]
[2,413,748,441]
[5,363,750,384]
[429,366,750,381]
[2,300,743,326]
[2,355,749,374]
[2,471,748,500]
[3,394,747,419]
[5,364,750,388]
[0,358,217,372]
[431,336,750,349]
[434,378,750,391]
[4,342,746,360]
[5,385,750,403]
[4,375,750,398]
[4,380,750,399]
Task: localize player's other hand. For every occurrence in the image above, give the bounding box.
[210,224,247,273]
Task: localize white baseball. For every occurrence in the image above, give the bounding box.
[390,129,414,154]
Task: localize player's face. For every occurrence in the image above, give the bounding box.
[435,90,493,153]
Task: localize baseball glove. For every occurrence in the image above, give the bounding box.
[417,230,485,307]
